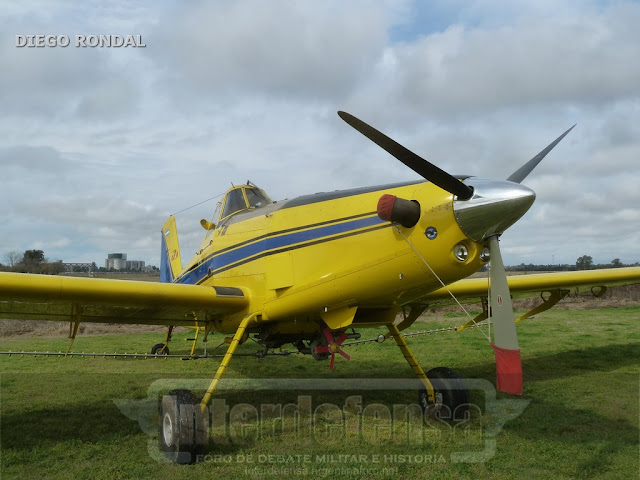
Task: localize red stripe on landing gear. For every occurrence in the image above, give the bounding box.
[491,342,522,395]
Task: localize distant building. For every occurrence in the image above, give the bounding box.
[106,253,145,271]
[106,253,127,270]
[63,262,97,273]
[127,260,146,271]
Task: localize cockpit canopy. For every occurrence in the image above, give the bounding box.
[214,182,272,223]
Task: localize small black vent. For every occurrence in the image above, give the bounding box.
[213,286,244,297]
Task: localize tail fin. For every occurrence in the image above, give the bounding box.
[160,216,183,283]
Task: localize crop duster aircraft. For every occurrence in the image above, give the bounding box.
[1,111,639,463]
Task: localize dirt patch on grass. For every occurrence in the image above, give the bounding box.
[0,319,165,338]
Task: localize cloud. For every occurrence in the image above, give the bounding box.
[0,3,149,122]
[1,0,639,268]
[146,0,389,101]
[15,194,161,231]
[0,43,102,116]
[0,145,70,172]
[349,2,640,120]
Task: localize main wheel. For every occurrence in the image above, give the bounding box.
[419,367,469,421]
[160,389,207,464]
[151,343,170,355]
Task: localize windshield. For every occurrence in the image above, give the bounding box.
[245,188,270,209]
[221,189,247,218]
[217,183,273,223]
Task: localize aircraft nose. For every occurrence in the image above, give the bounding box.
[453,178,536,242]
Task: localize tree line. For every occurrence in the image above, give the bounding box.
[506,255,638,272]
[1,250,64,275]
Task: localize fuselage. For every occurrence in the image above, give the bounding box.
[173,180,493,335]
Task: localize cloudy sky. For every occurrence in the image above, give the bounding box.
[2,0,639,268]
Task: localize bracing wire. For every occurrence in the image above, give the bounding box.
[170,192,225,217]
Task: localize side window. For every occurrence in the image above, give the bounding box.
[212,201,222,224]
[245,188,269,209]
[221,189,247,218]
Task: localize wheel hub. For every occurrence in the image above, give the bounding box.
[163,412,174,447]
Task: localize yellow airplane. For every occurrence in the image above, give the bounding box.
[1,111,639,464]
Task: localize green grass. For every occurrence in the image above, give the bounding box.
[1,307,639,479]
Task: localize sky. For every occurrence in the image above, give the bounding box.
[2,0,639,268]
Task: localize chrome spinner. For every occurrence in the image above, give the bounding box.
[453,178,536,242]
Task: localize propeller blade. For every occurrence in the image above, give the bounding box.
[338,111,474,200]
[489,236,518,349]
[329,353,336,370]
[506,124,576,184]
[314,346,330,354]
[323,328,334,345]
[488,235,522,395]
[335,333,348,346]
[337,349,351,361]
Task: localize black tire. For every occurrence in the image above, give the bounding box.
[419,367,469,421]
[151,343,169,355]
[310,338,329,361]
[160,389,208,464]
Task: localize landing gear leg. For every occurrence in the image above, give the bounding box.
[200,313,257,408]
[65,304,82,357]
[387,324,468,420]
[202,323,214,356]
[386,323,436,403]
[188,323,200,356]
[184,312,199,357]
[159,313,259,463]
[152,326,173,355]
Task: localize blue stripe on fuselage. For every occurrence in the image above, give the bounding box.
[176,215,386,285]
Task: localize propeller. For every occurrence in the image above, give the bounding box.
[338,111,474,200]
[337,110,575,395]
[313,328,351,370]
[493,125,575,394]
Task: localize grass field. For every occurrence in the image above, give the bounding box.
[1,307,639,479]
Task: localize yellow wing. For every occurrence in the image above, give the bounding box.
[0,272,248,326]
[423,267,640,306]
[390,267,640,333]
